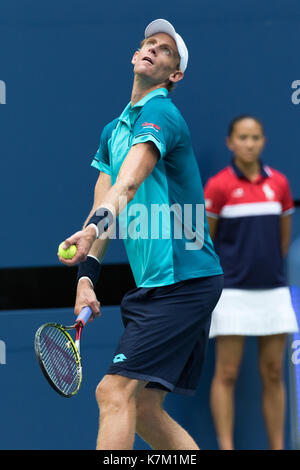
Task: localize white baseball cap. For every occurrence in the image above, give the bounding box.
[144,19,188,72]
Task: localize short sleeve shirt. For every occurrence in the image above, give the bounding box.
[204,160,294,288]
[92,88,223,287]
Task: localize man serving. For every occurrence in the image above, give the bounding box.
[58,19,223,450]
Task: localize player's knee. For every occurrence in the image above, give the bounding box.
[95,377,124,412]
[95,378,109,406]
[95,375,137,412]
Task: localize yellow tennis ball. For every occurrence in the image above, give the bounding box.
[58,242,77,259]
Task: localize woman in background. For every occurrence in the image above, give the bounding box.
[204,115,298,450]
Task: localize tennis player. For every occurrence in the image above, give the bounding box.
[58,19,223,450]
[204,115,298,450]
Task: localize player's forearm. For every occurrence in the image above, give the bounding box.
[94,176,137,219]
[83,179,135,246]
[91,143,158,221]
[83,171,113,230]
[75,144,157,259]
[83,208,98,230]
[76,238,109,290]
[88,237,110,263]
[76,238,109,291]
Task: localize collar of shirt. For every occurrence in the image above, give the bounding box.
[230,158,269,183]
[118,88,168,126]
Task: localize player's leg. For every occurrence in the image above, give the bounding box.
[210,335,245,450]
[258,333,287,450]
[95,373,146,450]
[135,387,199,450]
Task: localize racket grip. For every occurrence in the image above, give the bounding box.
[76,306,93,326]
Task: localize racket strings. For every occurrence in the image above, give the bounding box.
[38,326,80,395]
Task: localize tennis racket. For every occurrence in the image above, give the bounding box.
[34,306,93,398]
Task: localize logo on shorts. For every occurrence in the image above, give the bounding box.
[113,353,127,364]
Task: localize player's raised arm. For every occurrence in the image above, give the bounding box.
[82,171,113,263]
[58,171,112,266]
[58,141,159,267]
[83,171,113,229]
[97,141,160,213]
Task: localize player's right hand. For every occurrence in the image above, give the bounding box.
[75,278,101,321]
[58,225,97,266]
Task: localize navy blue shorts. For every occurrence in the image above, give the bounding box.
[106,275,223,396]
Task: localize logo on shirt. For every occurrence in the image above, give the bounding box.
[142,122,160,132]
[232,188,244,198]
[205,198,212,209]
[262,183,275,200]
[113,353,127,364]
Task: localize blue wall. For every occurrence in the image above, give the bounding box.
[0,0,299,451]
[1,0,300,267]
[0,306,293,450]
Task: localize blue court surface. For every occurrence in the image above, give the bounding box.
[0,305,294,449]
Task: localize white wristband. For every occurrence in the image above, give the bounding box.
[88,223,99,239]
[78,276,94,288]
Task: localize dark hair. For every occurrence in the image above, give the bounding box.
[228,114,264,137]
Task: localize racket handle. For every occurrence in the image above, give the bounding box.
[76,306,93,326]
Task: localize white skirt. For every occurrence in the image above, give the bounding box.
[209,287,299,338]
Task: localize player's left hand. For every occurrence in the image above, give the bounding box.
[57,226,97,266]
[75,278,101,321]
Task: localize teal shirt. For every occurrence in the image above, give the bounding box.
[92,88,223,287]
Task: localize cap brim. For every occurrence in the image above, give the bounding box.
[145,19,177,42]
